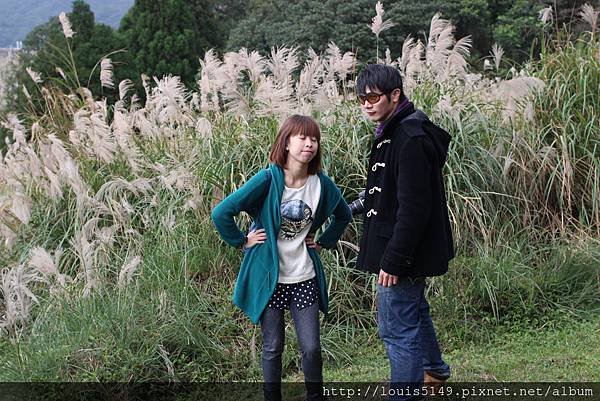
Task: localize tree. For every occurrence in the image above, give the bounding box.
[2,1,126,127]
[119,0,223,86]
[493,0,544,61]
[227,0,466,63]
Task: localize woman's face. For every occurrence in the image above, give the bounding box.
[286,132,318,165]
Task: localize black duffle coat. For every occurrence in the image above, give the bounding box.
[357,103,455,277]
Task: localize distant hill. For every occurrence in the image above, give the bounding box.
[0,0,134,47]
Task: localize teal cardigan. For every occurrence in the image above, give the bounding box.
[211,164,352,324]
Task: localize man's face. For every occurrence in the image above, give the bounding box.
[359,86,400,123]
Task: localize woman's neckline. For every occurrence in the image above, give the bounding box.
[284,174,313,190]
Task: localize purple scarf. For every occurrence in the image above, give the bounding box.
[375,96,410,139]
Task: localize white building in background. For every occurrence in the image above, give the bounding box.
[1,43,22,110]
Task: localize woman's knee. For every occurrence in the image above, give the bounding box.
[263,335,285,359]
[300,341,322,360]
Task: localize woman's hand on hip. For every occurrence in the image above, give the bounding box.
[246,228,267,249]
[305,234,322,252]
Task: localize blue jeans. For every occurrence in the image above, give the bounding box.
[260,302,323,400]
[377,278,451,401]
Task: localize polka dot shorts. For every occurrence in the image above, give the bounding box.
[267,277,318,310]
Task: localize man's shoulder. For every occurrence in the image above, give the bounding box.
[387,120,427,147]
[395,109,430,138]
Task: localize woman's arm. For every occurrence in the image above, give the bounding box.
[211,170,270,248]
[315,197,352,249]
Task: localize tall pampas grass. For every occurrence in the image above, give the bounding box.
[580,3,599,37]
[26,67,43,84]
[58,12,75,38]
[117,255,141,289]
[370,1,395,61]
[100,58,114,89]
[490,43,504,71]
[0,264,41,335]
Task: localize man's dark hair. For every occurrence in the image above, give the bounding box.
[356,64,403,97]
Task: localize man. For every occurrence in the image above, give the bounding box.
[355,64,454,400]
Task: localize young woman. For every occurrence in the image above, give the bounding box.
[211,115,351,401]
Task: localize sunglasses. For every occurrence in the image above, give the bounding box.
[358,92,388,105]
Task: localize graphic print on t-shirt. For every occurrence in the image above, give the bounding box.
[280,199,313,240]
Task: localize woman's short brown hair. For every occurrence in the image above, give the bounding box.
[269,115,322,175]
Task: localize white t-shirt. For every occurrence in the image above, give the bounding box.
[277,174,321,283]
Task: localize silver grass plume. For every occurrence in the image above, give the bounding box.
[118,79,133,101]
[47,134,91,214]
[118,255,141,289]
[254,76,295,118]
[94,177,152,202]
[370,1,395,37]
[72,105,117,163]
[195,117,213,139]
[484,59,493,71]
[26,67,42,84]
[427,15,454,69]
[27,246,69,289]
[56,67,67,80]
[150,75,193,127]
[404,39,425,94]
[112,102,142,173]
[296,49,323,108]
[495,77,545,122]
[70,219,99,298]
[10,192,31,224]
[539,6,553,25]
[400,35,416,73]
[22,85,31,100]
[58,12,75,38]
[219,51,252,116]
[490,43,504,71]
[579,4,599,36]
[198,49,225,112]
[444,36,472,79]
[0,264,42,333]
[237,48,265,83]
[425,13,471,82]
[4,114,26,147]
[0,222,17,251]
[325,42,355,81]
[371,1,394,61]
[267,46,299,89]
[159,165,196,192]
[100,58,114,88]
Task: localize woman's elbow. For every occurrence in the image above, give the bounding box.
[210,203,223,227]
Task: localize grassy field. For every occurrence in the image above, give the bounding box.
[1,12,599,384]
[315,312,600,383]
